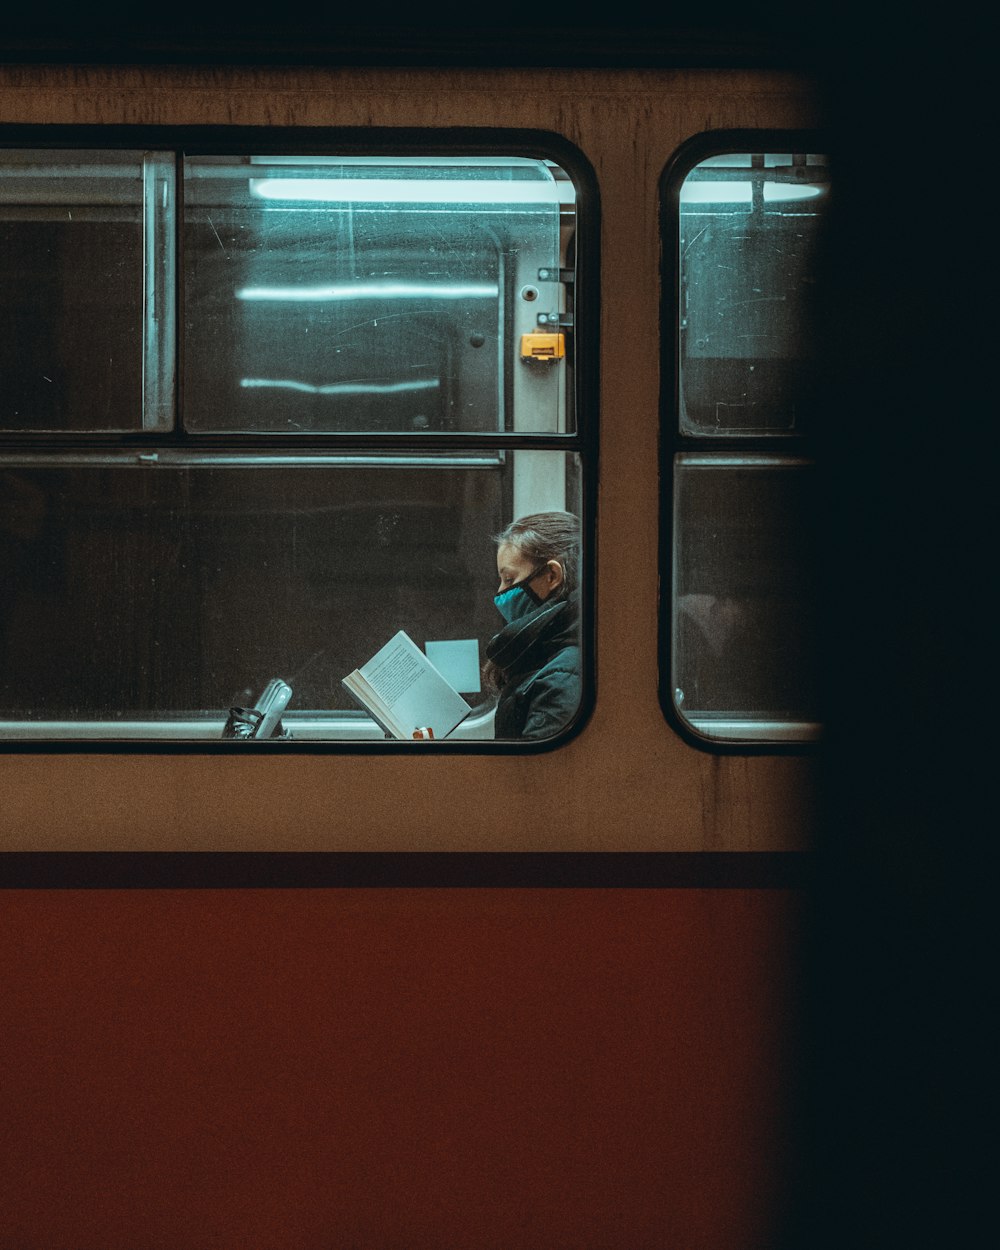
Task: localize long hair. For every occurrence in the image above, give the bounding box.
[483,511,580,694]
[493,511,580,597]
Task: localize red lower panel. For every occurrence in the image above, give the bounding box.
[1,889,804,1249]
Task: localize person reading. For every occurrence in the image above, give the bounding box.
[483,510,582,740]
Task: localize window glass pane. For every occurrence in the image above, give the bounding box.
[679,152,829,436]
[0,149,175,433]
[183,156,575,435]
[0,452,582,740]
[672,457,820,740]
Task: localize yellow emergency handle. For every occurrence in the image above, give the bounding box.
[520,331,565,362]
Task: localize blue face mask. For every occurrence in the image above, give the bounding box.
[494,566,547,624]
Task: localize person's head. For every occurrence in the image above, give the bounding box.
[494,510,580,606]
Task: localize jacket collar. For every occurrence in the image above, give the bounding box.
[485,591,579,679]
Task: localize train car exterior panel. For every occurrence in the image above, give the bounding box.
[0,65,824,853]
[2,886,805,1248]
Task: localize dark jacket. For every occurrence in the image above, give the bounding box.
[485,591,582,740]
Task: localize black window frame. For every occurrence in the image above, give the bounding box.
[658,128,829,755]
[0,124,599,755]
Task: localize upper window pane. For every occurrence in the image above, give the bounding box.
[0,149,175,434]
[679,152,829,436]
[183,156,575,434]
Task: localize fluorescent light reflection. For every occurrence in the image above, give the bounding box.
[681,182,825,204]
[236,281,498,302]
[763,183,824,202]
[250,178,566,204]
[240,378,440,395]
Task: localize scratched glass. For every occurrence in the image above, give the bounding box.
[0,147,585,743]
[183,156,575,435]
[0,149,175,434]
[672,456,821,736]
[678,152,830,437]
[0,450,582,739]
[667,149,828,744]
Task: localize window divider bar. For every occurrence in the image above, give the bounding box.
[142,151,176,432]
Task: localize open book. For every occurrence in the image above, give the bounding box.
[342,630,472,740]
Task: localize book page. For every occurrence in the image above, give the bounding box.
[362,636,427,707]
[342,672,404,739]
[358,631,470,739]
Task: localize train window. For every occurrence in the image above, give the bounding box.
[678,151,827,438]
[0,138,590,746]
[673,456,821,735]
[183,157,573,435]
[663,141,828,745]
[0,149,175,434]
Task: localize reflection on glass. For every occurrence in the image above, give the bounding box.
[0,150,171,433]
[183,156,574,435]
[673,458,820,733]
[679,151,829,435]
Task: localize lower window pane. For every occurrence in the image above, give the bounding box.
[0,453,581,741]
[672,457,820,740]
